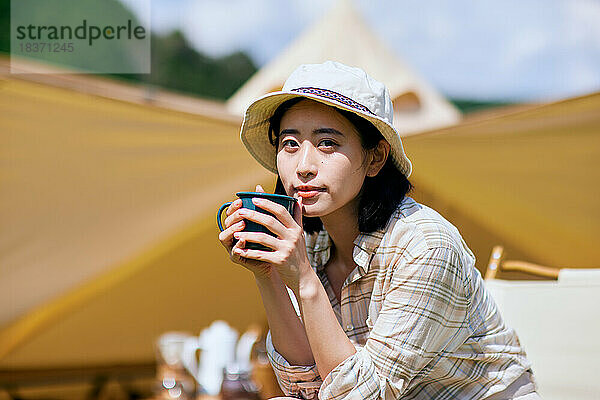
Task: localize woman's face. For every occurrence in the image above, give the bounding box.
[276,99,371,219]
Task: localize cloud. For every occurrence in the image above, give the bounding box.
[174,0,332,64]
[142,0,600,101]
[364,0,600,100]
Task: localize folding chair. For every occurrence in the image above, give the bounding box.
[484,246,600,400]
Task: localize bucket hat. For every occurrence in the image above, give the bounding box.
[239,60,413,178]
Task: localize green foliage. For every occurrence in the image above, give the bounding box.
[109,29,256,100]
[149,30,256,100]
[0,0,9,52]
[450,98,514,114]
[5,0,146,72]
[1,0,256,100]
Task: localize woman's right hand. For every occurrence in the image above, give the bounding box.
[218,185,275,280]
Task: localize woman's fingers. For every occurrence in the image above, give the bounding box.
[223,205,245,229]
[234,231,279,251]
[231,233,246,253]
[225,198,242,217]
[250,198,298,231]
[230,236,252,264]
[237,207,289,237]
[218,220,245,248]
[230,236,271,270]
[234,246,280,264]
[293,195,303,227]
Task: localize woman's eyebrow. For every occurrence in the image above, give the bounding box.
[279,128,344,136]
[313,128,344,136]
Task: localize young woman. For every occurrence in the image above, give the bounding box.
[218,61,539,399]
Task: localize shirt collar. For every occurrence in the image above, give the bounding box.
[305,197,413,273]
[352,228,386,274]
[306,226,386,275]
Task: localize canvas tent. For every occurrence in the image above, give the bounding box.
[226,0,461,135]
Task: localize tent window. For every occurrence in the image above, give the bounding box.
[393,91,421,113]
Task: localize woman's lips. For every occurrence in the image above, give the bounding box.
[296,188,325,199]
[297,190,320,198]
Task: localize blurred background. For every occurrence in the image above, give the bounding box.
[1,0,599,399]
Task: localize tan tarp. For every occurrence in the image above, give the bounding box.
[1,69,599,369]
[0,75,272,368]
[404,94,600,269]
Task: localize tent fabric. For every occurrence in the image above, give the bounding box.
[226,0,461,135]
[1,69,599,368]
[403,92,600,269]
[0,75,273,367]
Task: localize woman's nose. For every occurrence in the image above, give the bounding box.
[296,143,318,178]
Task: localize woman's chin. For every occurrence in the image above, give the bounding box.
[302,210,321,218]
[301,203,324,218]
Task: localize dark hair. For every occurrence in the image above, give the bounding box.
[268,97,413,234]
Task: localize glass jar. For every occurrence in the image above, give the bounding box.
[220,364,261,400]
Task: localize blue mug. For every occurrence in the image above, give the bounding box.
[217,192,297,251]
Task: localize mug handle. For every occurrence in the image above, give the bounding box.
[217,201,232,232]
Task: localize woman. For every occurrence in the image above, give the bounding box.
[218,61,539,399]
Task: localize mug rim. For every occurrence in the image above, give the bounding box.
[236,191,297,202]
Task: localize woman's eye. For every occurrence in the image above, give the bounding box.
[281,139,298,148]
[319,139,337,148]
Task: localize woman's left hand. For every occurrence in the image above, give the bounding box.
[233,185,310,293]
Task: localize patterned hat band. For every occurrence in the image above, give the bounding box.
[290,87,375,115]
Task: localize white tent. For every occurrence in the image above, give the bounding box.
[226,0,461,135]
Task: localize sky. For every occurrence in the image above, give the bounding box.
[121,0,600,102]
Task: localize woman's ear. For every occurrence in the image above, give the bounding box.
[366,140,391,177]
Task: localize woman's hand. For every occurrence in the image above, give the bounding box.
[231,185,311,293]
[218,185,275,280]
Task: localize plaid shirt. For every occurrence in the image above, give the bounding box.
[265,196,533,399]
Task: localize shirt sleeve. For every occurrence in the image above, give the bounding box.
[318,246,471,400]
[265,329,322,399]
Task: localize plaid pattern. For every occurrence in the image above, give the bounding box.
[266,196,533,399]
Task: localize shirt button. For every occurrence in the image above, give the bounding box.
[345,324,354,332]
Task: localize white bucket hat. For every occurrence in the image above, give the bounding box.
[239,60,413,178]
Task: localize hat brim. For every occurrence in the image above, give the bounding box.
[239,90,412,178]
